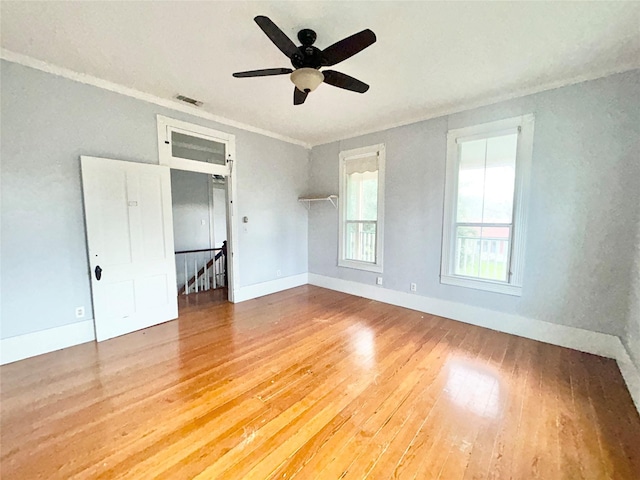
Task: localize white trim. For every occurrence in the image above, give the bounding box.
[440,274,522,296]
[310,62,640,146]
[308,273,621,357]
[226,150,240,302]
[1,320,96,365]
[510,115,534,288]
[3,276,638,415]
[2,49,637,149]
[456,127,520,144]
[233,273,309,303]
[0,49,310,149]
[338,259,384,274]
[440,114,534,295]
[308,273,640,413]
[157,115,232,175]
[157,115,240,302]
[617,346,640,414]
[338,143,385,273]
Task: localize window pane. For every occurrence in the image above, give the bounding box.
[456,134,517,224]
[454,225,510,282]
[456,139,486,223]
[479,225,510,281]
[346,170,378,221]
[483,134,517,223]
[454,226,481,277]
[345,221,377,263]
[171,131,226,165]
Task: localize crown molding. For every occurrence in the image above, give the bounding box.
[0,49,312,149]
[316,62,640,147]
[2,49,637,149]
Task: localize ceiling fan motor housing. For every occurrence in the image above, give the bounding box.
[297,28,317,46]
[291,29,323,70]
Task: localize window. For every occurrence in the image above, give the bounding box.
[441,115,534,295]
[157,115,234,176]
[339,144,385,272]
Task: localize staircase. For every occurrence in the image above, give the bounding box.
[175,246,226,295]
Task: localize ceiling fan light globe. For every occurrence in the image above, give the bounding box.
[290,68,324,93]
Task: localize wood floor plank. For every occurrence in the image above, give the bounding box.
[140,305,420,479]
[266,316,448,479]
[1,285,639,479]
[336,320,482,478]
[374,323,492,479]
[289,319,464,479]
[433,331,512,480]
[461,335,525,480]
[206,307,431,479]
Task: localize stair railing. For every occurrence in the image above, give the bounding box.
[175,247,226,295]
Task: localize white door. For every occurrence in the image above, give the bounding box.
[81,156,178,341]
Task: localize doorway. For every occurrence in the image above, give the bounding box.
[171,171,230,311]
[157,115,238,305]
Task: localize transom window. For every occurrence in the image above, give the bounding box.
[170,130,226,166]
[441,115,534,295]
[156,115,234,176]
[339,144,385,272]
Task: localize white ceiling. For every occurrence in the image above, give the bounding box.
[1,1,639,146]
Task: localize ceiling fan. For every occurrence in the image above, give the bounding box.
[233,16,376,105]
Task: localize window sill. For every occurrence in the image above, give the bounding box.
[440,274,522,296]
[338,259,383,273]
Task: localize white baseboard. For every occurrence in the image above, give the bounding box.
[308,273,640,413]
[1,320,96,365]
[616,344,640,414]
[3,274,639,415]
[1,273,309,365]
[234,273,309,303]
[309,274,622,359]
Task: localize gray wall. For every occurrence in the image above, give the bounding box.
[171,170,213,252]
[212,186,227,249]
[308,70,640,337]
[0,60,309,340]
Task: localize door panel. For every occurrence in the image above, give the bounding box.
[138,174,167,260]
[100,169,133,265]
[81,156,178,342]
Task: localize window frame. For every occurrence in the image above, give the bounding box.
[156,115,234,176]
[338,143,386,273]
[440,114,534,296]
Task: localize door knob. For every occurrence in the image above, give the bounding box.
[95,265,102,281]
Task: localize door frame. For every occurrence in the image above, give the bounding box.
[156,115,239,303]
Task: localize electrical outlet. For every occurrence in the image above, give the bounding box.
[276,270,282,277]
[376,277,383,285]
[75,306,85,318]
[410,283,417,292]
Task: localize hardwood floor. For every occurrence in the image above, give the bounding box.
[1,285,639,479]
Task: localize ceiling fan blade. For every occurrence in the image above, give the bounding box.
[322,70,369,93]
[294,87,308,105]
[254,16,299,59]
[233,68,293,78]
[321,29,376,67]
